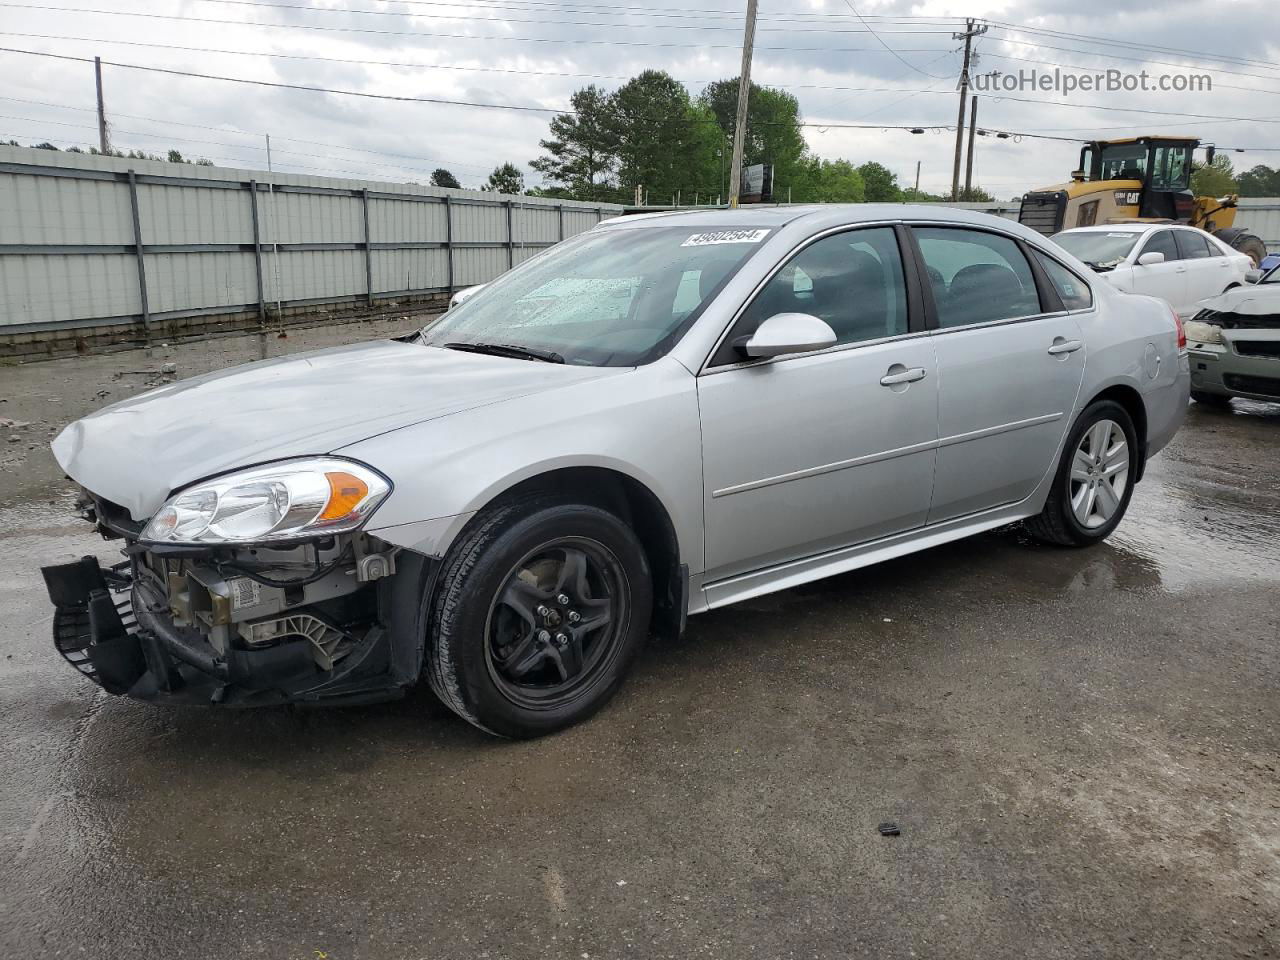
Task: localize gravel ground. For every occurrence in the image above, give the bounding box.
[1,324,1277,959]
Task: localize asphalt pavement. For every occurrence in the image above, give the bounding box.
[1,328,1277,959]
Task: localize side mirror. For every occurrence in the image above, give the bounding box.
[1137,251,1165,266]
[448,284,486,310]
[735,313,837,359]
[1245,268,1263,284]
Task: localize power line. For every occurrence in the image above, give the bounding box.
[0,3,955,50]
[980,19,1280,73]
[838,0,951,79]
[9,44,1280,134]
[190,0,955,35]
[0,29,962,95]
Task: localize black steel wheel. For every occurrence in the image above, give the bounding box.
[426,498,652,738]
[484,538,628,708]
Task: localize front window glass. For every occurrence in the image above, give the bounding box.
[1140,231,1179,262]
[729,227,908,353]
[1098,143,1148,181]
[1051,230,1140,271]
[915,227,1041,326]
[421,225,766,366]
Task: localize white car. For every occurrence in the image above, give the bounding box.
[1052,224,1253,319]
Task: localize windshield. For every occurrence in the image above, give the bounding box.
[1097,143,1147,181]
[1051,231,1140,270]
[1262,264,1279,284]
[420,224,769,366]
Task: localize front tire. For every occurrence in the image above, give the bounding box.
[1026,400,1138,547]
[426,498,652,738]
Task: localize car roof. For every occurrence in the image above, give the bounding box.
[595,203,1035,233]
[1056,223,1194,235]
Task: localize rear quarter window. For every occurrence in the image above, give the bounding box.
[1032,250,1093,310]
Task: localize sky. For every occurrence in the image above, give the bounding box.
[0,0,1277,199]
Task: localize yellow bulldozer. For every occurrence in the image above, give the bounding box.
[1018,136,1267,266]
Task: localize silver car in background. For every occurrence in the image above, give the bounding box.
[43,205,1189,738]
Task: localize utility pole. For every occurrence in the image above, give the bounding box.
[950,18,986,201]
[963,96,978,200]
[94,56,110,155]
[914,160,921,198]
[727,0,758,208]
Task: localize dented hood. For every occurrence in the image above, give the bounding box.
[1194,284,1280,326]
[52,339,615,520]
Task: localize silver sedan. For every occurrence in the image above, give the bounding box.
[44,205,1189,737]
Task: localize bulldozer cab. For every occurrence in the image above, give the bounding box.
[1019,136,1233,236]
[1077,137,1196,221]
[1020,135,1266,265]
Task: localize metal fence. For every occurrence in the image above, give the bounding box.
[0,145,622,339]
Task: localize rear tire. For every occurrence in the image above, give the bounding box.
[426,498,651,738]
[1213,227,1267,268]
[1026,400,1138,547]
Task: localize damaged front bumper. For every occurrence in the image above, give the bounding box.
[41,501,436,706]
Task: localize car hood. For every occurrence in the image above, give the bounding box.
[1193,285,1280,328]
[52,339,617,520]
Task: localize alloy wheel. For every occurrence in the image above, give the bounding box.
[483,537,628,708]
[1069,418,1130,529]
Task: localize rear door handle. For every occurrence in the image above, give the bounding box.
[880,365,927,386]
[1047,338,1083,355]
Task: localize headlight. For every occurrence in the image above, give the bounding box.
[141,458,391,544]
[1183,320,1223,345]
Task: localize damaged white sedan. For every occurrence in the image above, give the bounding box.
[43,205,1188,738]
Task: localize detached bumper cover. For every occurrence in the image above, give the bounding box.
[40,555,409,706]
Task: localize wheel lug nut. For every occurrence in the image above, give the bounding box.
[537,630,551,644]
[556,593,571,605]
[568,611,581,623]
[555,633,569,647]
[536,605,550,617]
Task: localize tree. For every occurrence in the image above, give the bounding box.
[1238,164,1280,197]
[430,168,461,188]
[698,78,807,200]
[530,84,616,201]
[167,149,186,163]
[607,70,706,204]
[856,161,902,202]
[957,186,995,202]
[485,162,524,195]
[1191,154,1237,196]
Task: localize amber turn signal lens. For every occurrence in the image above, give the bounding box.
[319,471,370,522]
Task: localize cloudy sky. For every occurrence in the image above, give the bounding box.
[1,0,1276,199]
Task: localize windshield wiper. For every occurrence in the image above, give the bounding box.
[1082,259,1117,273]
[441,341,565,364]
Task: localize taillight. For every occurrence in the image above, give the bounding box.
[1171,305,1186,350]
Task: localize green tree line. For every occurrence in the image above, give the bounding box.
[515,70,993,205]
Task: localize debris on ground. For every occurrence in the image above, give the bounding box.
[878,822,901,836]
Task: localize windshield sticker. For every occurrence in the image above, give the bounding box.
[1106,232,1133,238]
[682,228,771,247]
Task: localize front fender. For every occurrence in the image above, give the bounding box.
[340,357,705,573]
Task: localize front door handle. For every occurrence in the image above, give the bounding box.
[1047,338,1083,356]
[880,365,927,386]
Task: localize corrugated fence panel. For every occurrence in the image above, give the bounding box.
[369,196,447,243]
[563,209,603,237]
[373,248,449,294]
[1,253,140,325]
[267,190,365,245]
[454,246,509,287]
[273,249,367,302]
[454,202,508,244]
[144,252,257,313]
[0,170,134,245]
[139,181,253,246]
[514,205,560,244]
